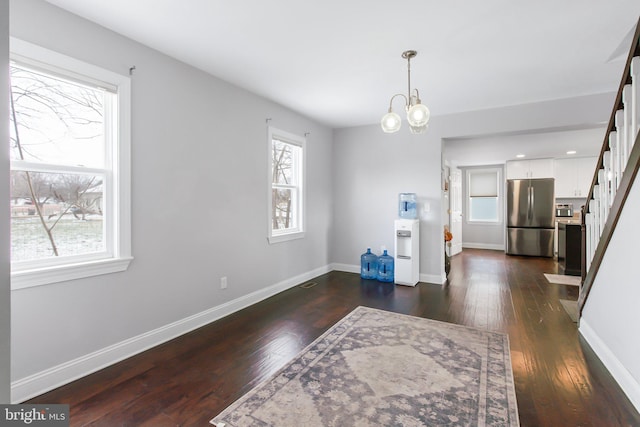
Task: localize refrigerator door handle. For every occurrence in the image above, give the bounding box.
[530,186,535,214]
[527,186,532,221]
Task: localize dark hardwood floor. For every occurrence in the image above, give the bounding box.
[29,249,640,426]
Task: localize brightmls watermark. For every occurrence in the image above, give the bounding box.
[0,405,69,426]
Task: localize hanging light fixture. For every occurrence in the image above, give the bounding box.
[381,50,430,134]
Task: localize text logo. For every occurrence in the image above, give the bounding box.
[0,405,69,426]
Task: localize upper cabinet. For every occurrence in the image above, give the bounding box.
[505,159,554,180]
[553,157,598,198]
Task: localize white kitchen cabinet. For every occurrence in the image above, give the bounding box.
[553,157,597,198]
[506,159,554,179]
[554,161,576,197]
[577,157,597,197]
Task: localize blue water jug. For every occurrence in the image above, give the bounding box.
[377,249,394,283]
[399,193,417,219]
[360,248,378,280]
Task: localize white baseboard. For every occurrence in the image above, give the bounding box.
[332,263,444,285]
[420,273,445,285]
[462,242,505,251]
[331,263,359,274]
[11,264,332,403]
[579,318,640,413]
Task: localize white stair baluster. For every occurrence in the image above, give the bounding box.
[603,152,614,209]
[609,131,619,190]
[585,213,593,271]
[597,167,608,229]
[616,110,626,173]
[593,186,602,239]
[623,84,633,166]
[590,196,600,253]
[631,57,640,145]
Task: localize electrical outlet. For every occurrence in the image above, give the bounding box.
[220,276,227,289]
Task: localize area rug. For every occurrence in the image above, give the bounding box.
[559,299,579,323]
[210,306,520,426]
[544,273,580,286]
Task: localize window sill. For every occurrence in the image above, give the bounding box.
[467,220,501,225]
[268,231,305,244]
[11,257,134,290]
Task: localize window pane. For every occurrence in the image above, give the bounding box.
[271,188,297,230]
[10,171,105,261]
[10,64,105,168]
[272,139,298,185]
[470,197,498,222]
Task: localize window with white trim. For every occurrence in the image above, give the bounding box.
[9,39,132,289]
[268,126,305,243]
[467,169,500,223]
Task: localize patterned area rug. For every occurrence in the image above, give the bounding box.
[211,307,519,427]
[210,306,519,427]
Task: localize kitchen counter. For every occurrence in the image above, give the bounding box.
[558,222,582,276]
[556,212,581,224]
[556,217,581,224]
[554,215,581,257]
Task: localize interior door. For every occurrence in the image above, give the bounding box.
[449,167,463,255]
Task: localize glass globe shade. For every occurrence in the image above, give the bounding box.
[407,103,430,127]
[381,111,401,133]
[409,124,428,134]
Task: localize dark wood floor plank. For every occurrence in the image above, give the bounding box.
[27,249,640,426]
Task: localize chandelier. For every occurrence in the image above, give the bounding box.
[380,50,430,134]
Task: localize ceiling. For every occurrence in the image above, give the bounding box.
[44,0,640,129]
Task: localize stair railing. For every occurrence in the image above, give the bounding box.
[579,17,640,315]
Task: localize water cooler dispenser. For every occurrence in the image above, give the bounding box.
[394,219,419,286]
[398,193,417,219]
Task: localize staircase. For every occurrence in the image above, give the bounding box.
[579,17,640,315]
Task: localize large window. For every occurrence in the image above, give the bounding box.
[268,127,305,243]
[468,169,500,223]
[9,39,131,289]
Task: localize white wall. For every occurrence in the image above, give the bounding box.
[580,176,640,412]
[9,0,333,400]
[332,94,613,283]
[332,125,444,284]
[1,0,11,404]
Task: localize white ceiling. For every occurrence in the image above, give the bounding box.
[44,0,640,129]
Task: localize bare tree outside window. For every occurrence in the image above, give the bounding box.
[9,63,106,261]
[272,140,294,230]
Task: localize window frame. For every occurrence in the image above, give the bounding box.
[466,168,501,224]
[267,126,305,244]
[9,38,132,290]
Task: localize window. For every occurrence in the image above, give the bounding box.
[468,169,499,223]
[268,126,305,243]
[9,39,131,289]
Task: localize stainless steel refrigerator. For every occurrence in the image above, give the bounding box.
[506,178,555,257]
